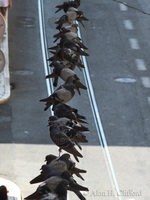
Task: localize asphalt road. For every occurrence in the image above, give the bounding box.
[0,0,150,199]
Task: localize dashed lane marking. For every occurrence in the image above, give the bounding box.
[129,38,140,49]
[135,59,147,71]
[141,77,150,88]
[148,97,150,105]
[123,19,134,30]
[119,3,128,11]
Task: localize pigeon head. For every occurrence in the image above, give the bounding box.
[45,154,57,163]
[59,153,70,161]
[65,76,76,88]
[49,116,59,121]
[40,164,53,172]
[61,170,73,179]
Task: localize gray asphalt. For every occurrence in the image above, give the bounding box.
[0,0,150,199]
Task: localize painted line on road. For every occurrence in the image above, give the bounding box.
[135,59,147,71]
[147,97,150,105]
[129,38,140,49]
[119,3,128,11]
[141,77,150,88]
[123,20,134,30]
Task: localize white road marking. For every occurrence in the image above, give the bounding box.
[135,59,147,71]
[123,19,134,30]
[119,3,128,11]
[141,77,150,88]
[148,97,150,105]
[129,38,140,49]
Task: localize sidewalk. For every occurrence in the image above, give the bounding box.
[0,11,11,104]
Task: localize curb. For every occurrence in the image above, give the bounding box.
[0,10,11,104]
[0,177,22,200]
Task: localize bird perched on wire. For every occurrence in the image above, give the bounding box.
[48,48,85,70]
[25,177,68,200]
[50,38,89,56]
[53,102,87,124]
[60,60,76,70]
[55,0,80,13]
[60,24,78,34]
[49,121,83,162]
[52,29,88,50]
[48,116,88,150]
[46,62,87,94]
[30,154,86,183]
[48,116,88,132]
[53,28,79,42]
[55,9,89,30]
[40,76,77,111]
[53,25,79,43]
[45,153,87,180]
[29,169,88,200]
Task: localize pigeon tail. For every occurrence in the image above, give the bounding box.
[71,167,87,174]
[56,24,62,30]
[75,173,85,181]
[53,77,59,87]
[66,146,83,158]
[73,190,86,200]
[30,175,44,184]
[24,191,39,200]
[45,73,58,79]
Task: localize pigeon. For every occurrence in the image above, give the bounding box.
[30,154,86,182]
[26,178,68,200]
[30,165,60,184]
[53,103,87,124]
[49,122,83,162]
[60,24,78,34]
[46,61,76,87]
[40,76,76,111]
[59,60,76,71]
[52,32,88,50]
[48,117,88,150]
[48,116,89,132]
[55,9,88,30]
[53,29,79,42]
[55,0,80,13]
[0,185,8,200]
[46,62,87,93]
[29,169,88,200]
[48,48,85,70]
[45,153,86,180]
[50,38,89,56]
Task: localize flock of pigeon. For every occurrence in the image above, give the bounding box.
[25,0,89,200]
